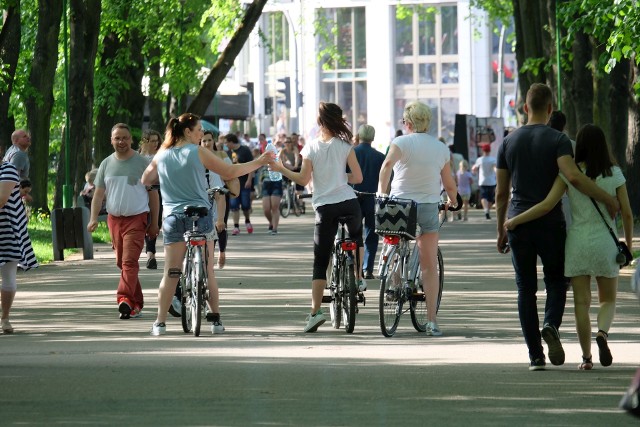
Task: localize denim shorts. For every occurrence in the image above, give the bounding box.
[163,209,214,245]
[416,202,440,234]
[262,180,283,197]
[229,188,252,211]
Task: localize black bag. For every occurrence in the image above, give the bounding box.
[375,197,417,239]
[616,241,633,268]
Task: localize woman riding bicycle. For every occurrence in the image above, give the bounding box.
[271,102,363,333]
[378,101,458,336]
[142,113,273,336]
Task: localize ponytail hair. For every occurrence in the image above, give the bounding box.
[317,102,353,144]
[163,113,201,148]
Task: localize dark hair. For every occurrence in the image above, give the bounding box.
[20,179,31,189]
[111,123,130,134]
[317,102,353,143]
[141,129,162,151]
[575,124,615,179]
[395,129,403,137]
[547,110,567,132]
[163,113,200,149]
[526,83,552,114]
[203,130,214,139]
[225,133,239,145]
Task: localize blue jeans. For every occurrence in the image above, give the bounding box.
[358,195,378,274]
[508,221,568,361]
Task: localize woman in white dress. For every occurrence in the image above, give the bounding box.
[505,124,633,370]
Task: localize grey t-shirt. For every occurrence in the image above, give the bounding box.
[3,146,29,179]
[497,124,573,223]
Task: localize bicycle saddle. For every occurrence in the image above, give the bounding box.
[184,206,209,218]
[337,215,354,224]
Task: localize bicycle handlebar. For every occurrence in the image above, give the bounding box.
[207,187,229,197]
[438,193,463,212]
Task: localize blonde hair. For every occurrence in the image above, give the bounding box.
[403,101,432,133]
[459,159,469,171]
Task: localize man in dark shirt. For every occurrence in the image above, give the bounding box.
[353,124,385,283]
[496,83,619,371]
[225,134,255,235]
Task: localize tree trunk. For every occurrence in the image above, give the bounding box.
[569,30,593,127]
[60,0,101,209]
[626,61,640,215]
[187,0,268,115]
[609,58,629,169]
[147,47,165,132]
[25,0,63,213]
[0,3,21,149]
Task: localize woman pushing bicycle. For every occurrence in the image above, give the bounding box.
[378,101,458,336]
[142,113,273,336]
[270,102,363,333]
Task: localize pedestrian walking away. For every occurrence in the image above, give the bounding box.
[495,83,620,371]
[225,134,255,236]
[504,123,632,370]
[472,143,497,219]
[87,123,160,320]
[270,102,364,333]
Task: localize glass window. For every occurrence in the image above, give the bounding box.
[337,9,353,68]
[441,98,459,140]
[418,19,436,55]
[354,8,366,68]
[396,64,413,85]
[441,6,458,55]
[419,98,439,135]
[355,81,367,126]
[419,63,435,84]
[442,63,458,83]
[395,16,413,57]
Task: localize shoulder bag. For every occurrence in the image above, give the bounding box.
[588,197,632,268]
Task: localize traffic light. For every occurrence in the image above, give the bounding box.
[277,77,291,108]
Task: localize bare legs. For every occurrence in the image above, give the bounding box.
[416,232,440,322]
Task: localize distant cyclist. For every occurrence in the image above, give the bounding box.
[142,113,273,336]
[378,101,458,337]
[271,102,364,333]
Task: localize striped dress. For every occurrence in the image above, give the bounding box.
[0,163,37,270]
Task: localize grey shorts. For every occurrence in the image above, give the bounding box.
[417,203,440,234]
[162,209,214,245]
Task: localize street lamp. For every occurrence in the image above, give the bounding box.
[62,0,72,208]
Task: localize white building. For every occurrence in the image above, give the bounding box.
[232,0,516,150]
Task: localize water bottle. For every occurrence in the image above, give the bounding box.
[265,142,282,181]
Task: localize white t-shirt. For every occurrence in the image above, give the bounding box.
[474,155,497,186]
[390,133,449,203]
[301,137,356,208]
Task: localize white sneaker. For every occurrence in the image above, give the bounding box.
[304,310,326,333]
[150,322,166,336]
[358,278,367,292]
[211,321,225,334]
[168,296,182,318]
[426,321,443,336]
[1,318,13,334]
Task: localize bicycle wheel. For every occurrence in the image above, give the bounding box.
[293,188,302,217]
[280,186,291,218]
[379,250,403,337]
[192,247,204,337]
[328,250,341,329]
[410,247,444,332]
[342,260,357,334]
[181,255,193,333]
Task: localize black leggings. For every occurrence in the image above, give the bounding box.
[312,198,363,280]
[215,193,231,252]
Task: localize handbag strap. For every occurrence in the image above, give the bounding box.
[577,165,620,245]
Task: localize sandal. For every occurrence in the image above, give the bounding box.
[579,355,593,370]
[596,330,613,367]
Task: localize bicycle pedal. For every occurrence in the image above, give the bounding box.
[322,295,332,303]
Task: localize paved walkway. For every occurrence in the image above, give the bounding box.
[1,208,639,426]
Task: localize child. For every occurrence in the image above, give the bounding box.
[19,179,32,217]
[456,160,473,221]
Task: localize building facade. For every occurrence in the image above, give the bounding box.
[236,0,516,150]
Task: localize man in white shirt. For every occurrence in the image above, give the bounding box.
[472,143,497,219]
[87,123,159,320]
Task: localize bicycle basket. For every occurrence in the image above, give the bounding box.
[375,196,417,239]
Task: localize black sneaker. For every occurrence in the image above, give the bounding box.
[146,258,157,269]
[485,212,491,220]
[363,272,375,280]
[118,299,131,320]
[529,358,546,371]
[541,324,565,365]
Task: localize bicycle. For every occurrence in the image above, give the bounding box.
[301,192,367,333]
[377,193,462,337]
[180,187,228,337]
[280,178,305,218]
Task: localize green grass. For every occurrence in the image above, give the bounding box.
[28,214,111,264]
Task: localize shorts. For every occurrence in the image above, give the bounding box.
[229,188,252,211]
[162,209,214,245]
[480,185,496,203]
[460,192,471,201]
[417,202,440,234]
[262,180,283,197]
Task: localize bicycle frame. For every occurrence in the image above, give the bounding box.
[326,221,359,333]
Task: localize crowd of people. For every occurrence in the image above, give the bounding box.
[1,83,633,373]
